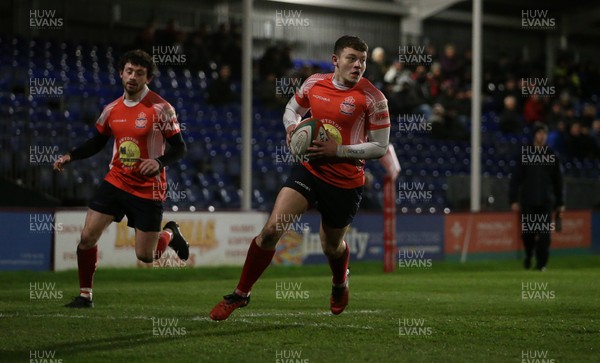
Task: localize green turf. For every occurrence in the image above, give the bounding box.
[1,256,599,363]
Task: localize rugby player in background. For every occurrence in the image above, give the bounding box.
[53,50,189,308]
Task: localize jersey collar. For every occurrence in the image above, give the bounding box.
[331,76,352,91]
[123,85,150,107]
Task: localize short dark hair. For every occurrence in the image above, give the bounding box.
[118,49,157,78]
[532,122,548,134]
[333,35,368,56]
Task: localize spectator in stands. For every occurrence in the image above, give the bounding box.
[547,120,568,156]
[210,22,233,64]
[427,62,443,100]
[134,20,157,55]
[156,19,182,46]
[279,44,295,76]
[580,60,600,98]
[411,65,434,119]
[440,44,462,85]
[207,65,238,106]
[223,33,243,80]
[566,121,598,159]
[185,23,212,72]
[384,60,412,93]
[553,57,580,96]
[499,95,522,134]
[492,53,516,84]
[590,120,600,151]
[544,101,564,131]
[259,45,293,78]
[494,77,520,111]
[510,122,564,271]
[364,47,388,89]
[435,80,459,111]
[256,72,288,110]
[386,76,420,116]
[523,93,545,125]
[581,103,596,129]
[430,102,468,141]
[426,44,438,64]
[428,103,445,128]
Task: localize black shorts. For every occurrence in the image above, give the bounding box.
[283,164,363,228]
[89,180,163,232]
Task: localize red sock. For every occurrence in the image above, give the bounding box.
[155,231,171,259]
[77,245,98,299]
[328,241,349,286]
[235,238,275,296]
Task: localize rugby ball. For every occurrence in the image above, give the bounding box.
[289,118,327,156]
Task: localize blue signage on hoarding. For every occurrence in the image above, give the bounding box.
[296,212,384,264]
[0,211,53,271]
[396,214,445,261]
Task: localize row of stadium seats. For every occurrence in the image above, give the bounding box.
[2,33,600,211]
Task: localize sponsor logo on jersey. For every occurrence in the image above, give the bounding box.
[118,138,141,167]
[340,96,356,115]
[312,94,330,102]
[135,112,147,128]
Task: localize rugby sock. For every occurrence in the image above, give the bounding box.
[77,245,98,301]
[328,241,349,287]
[235,238,275,297]
[155,230,172,259]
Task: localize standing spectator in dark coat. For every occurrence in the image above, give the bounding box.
[509,123,564,271]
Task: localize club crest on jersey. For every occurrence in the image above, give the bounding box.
[135,112,147,128]
[339,96,356,115]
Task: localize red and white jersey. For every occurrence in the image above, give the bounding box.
[96,87,181,201]
[295,73,390,188]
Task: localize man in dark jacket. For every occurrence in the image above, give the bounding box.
[509,122,565,271]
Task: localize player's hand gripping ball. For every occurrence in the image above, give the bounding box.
[289,118,328,156]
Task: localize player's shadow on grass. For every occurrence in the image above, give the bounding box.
[2,324,296,361]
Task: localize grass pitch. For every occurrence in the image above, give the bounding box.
[1,256,599,362]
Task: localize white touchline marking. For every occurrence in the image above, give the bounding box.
[235,309,381,318]
[4,310,379,330]
[232,318,374,330]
